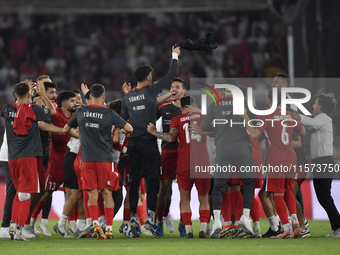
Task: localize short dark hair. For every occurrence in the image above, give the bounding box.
[36,75,50,82]
[14,82,30,98]
[72,89,80,94]
[90,84,105,98]
[172,77,187,90]
[134,65,154,82]
[239,86,247,97]
[225,78,239,87]
[180,95,196,108]
[43,82,57,91]
[314,89,337,116]
[85,91,91,100]
[57,91,76,108]
[274,73,290,87]
[267,89,281,106]
[106,99,123,115]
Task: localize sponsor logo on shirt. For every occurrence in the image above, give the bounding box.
[85,122,99,128]
[132,105,145,111]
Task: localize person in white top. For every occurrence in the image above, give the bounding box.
[295,89,340,238]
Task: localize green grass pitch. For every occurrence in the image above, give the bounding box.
[0,220,338,255]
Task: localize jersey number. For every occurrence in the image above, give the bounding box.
[281,125,289,145]
[183,123,202,144]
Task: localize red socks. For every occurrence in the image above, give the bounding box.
[181,212,192,226]
[137,205,145,225]
[88,205,99,223]
[123,208,131,221]
[199,210,210,223]
[273,195,289,225]
[230,191,243,222]
[31,200,46,219]
[83,191,90,219]
[250,196,260,222]
[221,192,231,222]
[11,194,20,223]
[284,190,297,215]
[18,199,31,227]
[98,194,105,217]
[104,208,114,226]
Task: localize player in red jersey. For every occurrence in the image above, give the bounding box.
[30,91,78,230]
[1,81,56,240]
[148,96,211,238]
[241,89,306,239]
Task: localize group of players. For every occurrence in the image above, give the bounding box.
[1,46,339,241]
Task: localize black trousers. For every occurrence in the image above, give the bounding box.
[313,156,340,230]
[1,161,16,228]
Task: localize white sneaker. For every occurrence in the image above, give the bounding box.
[68,221,78,235]
[163,215,175,233]
[0,227,10,238]
[325,230,335,237]
[38,223,51,236]
[56,224,74,238]
[145,230,154,236]
[14,227,28,241]
[22,226,36,238]
[9,223,17,240]
[333,228,340,238]
[239,215,253,235]
[251,228,262,238]
[210,220,222,239]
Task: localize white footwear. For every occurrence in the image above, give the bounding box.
[0,227,10,238]
[56,224,74,238]
[300,228,311,238]
[22,226,36,238]
[14,227,28,241]
[210,220,222,239]
[251,228,262,238]
[68,221,77,235]
[239,215,253,235]
[325,230,335,237]
[9,223,17,240]
[333,228,340,238]
[163,215,175,233]
[38,223,51,236]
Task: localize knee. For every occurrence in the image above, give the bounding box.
[18,192,31,202]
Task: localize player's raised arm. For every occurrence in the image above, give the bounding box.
[152,47,180,93]
[147,123,178,143]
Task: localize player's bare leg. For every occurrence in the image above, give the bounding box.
[292,180,307,230]
[259,188,281,237]
[76,198,86,233]
[56,189,82,238]
[179,186,193,238]
[30,191,52,231]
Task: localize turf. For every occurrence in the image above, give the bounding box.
[0,220,338,255]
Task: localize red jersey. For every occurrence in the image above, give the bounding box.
[49,107,72,162]
[170,112,210,173]
[246,123,262,160]
[256,108,303,167]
